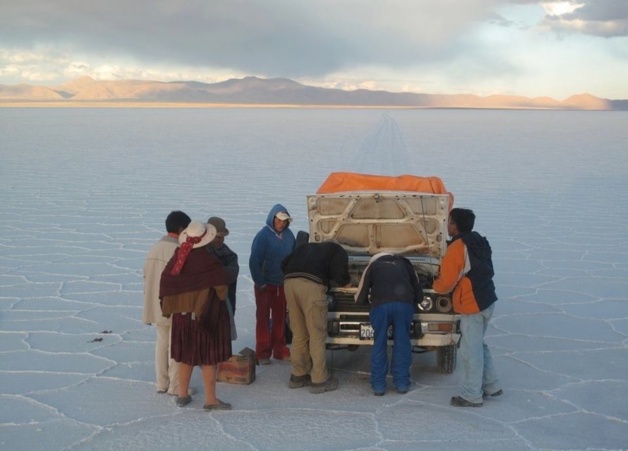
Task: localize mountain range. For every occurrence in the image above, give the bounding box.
[1,76,626,110]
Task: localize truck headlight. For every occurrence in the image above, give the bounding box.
[326,293,337,310]
[417,295,433,312]
[435,296,452,313]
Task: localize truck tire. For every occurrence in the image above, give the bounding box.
[436,345,456,373]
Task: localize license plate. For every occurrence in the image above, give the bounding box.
[359,323,374,340]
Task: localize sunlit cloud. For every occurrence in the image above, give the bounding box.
[541,1,584,16]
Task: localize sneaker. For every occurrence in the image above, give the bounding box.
[203,399,232,411]
[483,389,503,398]
[157,388,168,394]
[396,387,409,395]
[258,358,271,365]
[288,374,311,389]
[450,396,483,407]
[310,376,339,394]
[372,385,386,396]
[175,396,192,407]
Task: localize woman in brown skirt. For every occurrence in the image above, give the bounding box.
[160,221,233,410]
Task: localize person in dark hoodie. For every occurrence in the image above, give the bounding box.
[249,204,296,364]
[433,208,502,407]
[282,241,351,394]
[355,253,422,396]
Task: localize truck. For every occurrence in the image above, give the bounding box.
[304,172,460,373]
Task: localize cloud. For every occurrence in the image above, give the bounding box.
[541,0,628,37]
[1,0,626,98]
[0,0,500,79]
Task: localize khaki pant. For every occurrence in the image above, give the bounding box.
[156,323,180,393]
[284,278,329,384]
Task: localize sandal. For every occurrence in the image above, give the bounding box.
[175,396,192,407]
[203,399,232,411]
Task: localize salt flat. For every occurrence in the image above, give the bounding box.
[1,108,627,450]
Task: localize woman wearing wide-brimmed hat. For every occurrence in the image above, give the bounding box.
[160,221,233,410]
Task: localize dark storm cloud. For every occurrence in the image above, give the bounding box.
[567,0,628,21]
[2,0,625,89]
[498,0,627,37]
[545,0,628,38]
[0,0,498,77]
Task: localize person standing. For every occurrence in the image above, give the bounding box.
[160,222,233,410]
[433,208,502,407]
[282,241,351,394]
[206,216,239,340]
[355,253,422,396]
[249,204,295,364]
[143,210,191,395]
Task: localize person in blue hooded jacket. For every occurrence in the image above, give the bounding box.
[249,204,296,364]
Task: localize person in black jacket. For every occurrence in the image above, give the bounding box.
[355,253,423,396]
[281,241,351,394]
[206,216,239,341]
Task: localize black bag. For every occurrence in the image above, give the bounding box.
[285,310,293,344]
[199,288,222,334]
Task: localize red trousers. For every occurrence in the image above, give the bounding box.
[255,284,290,360]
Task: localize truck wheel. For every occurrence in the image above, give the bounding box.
[437,345,456,374]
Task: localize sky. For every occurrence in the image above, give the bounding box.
[1,108,628,450]
[0,0,627,100]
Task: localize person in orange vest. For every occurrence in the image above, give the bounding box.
[433,208,502,407]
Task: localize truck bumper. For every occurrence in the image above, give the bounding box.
[326,312,460,348]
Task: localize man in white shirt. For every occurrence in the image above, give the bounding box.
[143,211,191,395]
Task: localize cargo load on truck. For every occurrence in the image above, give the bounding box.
[317,172,454,204]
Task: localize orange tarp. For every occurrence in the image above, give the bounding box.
[317,172,454,205]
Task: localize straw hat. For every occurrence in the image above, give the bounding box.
[178,221,217,248]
